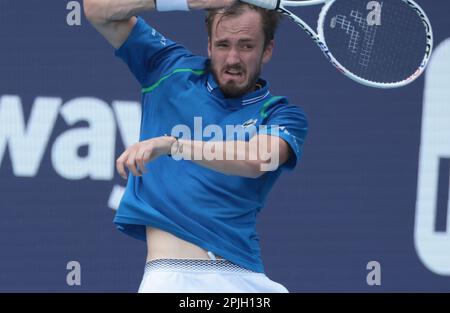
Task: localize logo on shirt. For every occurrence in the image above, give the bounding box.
[242,118,258,128]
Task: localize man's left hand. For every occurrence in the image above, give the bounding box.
[116,136,175,179]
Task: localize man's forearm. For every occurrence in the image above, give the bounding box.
[173,137,282,178]
[83,0,154,23]
[84,0,233,22]
[114,135,287,179]
[84,0,236,48]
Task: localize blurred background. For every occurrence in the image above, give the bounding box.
[0,0,449,292]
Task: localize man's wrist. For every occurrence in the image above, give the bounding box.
[185,0,206,10]
[240,0,279,10]
[155,0,190,11]
[163,135,179,156]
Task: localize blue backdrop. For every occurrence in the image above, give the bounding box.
[1,0,449,292]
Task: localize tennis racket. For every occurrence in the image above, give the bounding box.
[242,0,433,88]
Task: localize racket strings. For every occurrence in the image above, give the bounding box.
[322,0,428,84]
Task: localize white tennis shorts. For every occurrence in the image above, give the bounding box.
[138,259,289,293]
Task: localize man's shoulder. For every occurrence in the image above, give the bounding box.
[169,53,209,71]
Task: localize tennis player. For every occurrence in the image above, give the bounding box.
[84,0,308,293]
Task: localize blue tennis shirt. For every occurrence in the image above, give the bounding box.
[113,17,308,273]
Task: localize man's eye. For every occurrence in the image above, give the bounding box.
[242,45,254,50]
[217,43,228,48]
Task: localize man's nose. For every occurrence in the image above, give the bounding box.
[226,47,241,65]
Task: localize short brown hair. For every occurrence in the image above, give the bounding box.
[205,3,282,47]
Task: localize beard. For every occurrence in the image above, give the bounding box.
[210,62,261,98]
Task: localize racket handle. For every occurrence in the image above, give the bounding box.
[240,0,280,10]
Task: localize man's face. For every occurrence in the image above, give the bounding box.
[208,8,274,98]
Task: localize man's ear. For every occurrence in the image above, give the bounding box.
[262,40,274,64]
[208,37,212,59]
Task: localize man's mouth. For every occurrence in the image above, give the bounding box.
[223,69,244,79]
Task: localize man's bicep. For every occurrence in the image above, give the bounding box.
[90,17,137,49]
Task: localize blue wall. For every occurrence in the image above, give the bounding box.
[1,0,449,292]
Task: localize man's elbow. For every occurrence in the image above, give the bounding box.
[246,159,278,179]
[83,0,106,23]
